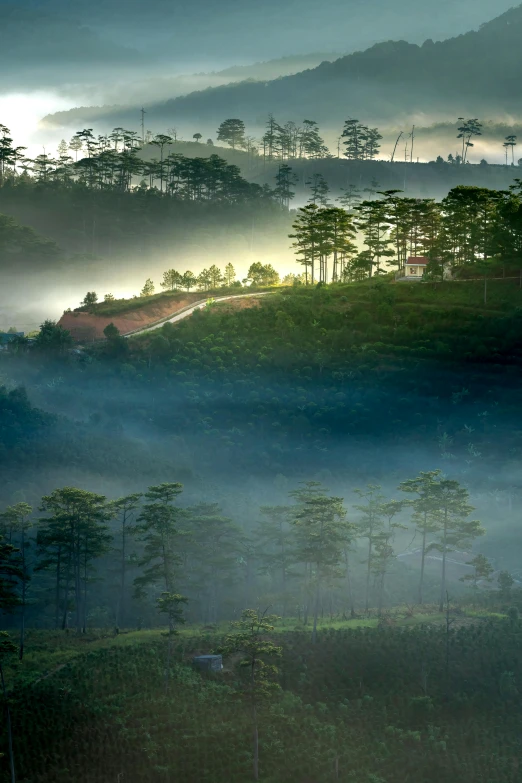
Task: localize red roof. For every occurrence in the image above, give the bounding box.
[406,257,429,264]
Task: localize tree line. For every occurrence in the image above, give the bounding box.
[75,262,281,309]
[1,471,506,649]
[0,124,272,204]
[290,182,522,282]
[210,116,520,166]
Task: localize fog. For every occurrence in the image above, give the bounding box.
[3,345,521,581]
[0,239,296,332]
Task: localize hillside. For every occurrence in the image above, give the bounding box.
[56,5,522,136]
[255,158,522,201]
[3,280,522,783]
[4,613,522,783]
[58,291,205,341]
[40,53,342,127]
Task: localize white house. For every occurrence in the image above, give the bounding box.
[404,256,429,279]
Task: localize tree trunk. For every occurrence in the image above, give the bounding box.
[19,600,25,662]
[0,662,16,783]
[378,570,385,616]
[365,538,373,613]
[82,547,89,633]
[312,576,320,643]
[419,525,427,605]
[439,512,448,612]
[62,566,71,630]
[55,547,61,630]
[252,703,259,781]
[347,567,355,618]
[165,619,173,694]
[117,516,128,628]
[75,554,82,634]
[19,529,26,661]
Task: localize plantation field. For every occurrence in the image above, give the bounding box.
[3,607,522,783]
[8,605,502,685]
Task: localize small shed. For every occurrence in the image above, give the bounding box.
[404,257,428,279]
[192,654,223,672]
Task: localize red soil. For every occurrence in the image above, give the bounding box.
[58,296,197,341]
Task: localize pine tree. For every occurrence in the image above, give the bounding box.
[353,485,386,613]
[255,506,296,616]
[460,553,493,593]
[399,471,443,604]
[181,270,197,291]
[221,609,282,781]
[141,278,155,296]
[320,206,357,281]
[355,199,393,276]
[306,172,330,206]
[109,493,142,628]
[290,203,323,283]
[291,487,350,641]
[185,503,240,624]
[425,479,484,611]
[300,120,329,158]
[197,268,212,290]
[337,183,361,212]
[224,262,236,286]
[161,269,183,291]
[457,118,482,164]
[134,483,184,597]
[217,119,246,149]
[274,164,297,209]
[208,264,224,288]
[341,119,370,160]
[0,503,32,659]
[38,488,112,632]
[262,114,279,161]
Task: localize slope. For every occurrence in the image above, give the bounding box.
[62,5,522,134]
[40,53,342,129]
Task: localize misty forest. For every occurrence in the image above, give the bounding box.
[2,1,522,782]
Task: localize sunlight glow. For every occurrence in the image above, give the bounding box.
[0,92,76,155]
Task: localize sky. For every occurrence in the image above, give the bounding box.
[0,0,519,155]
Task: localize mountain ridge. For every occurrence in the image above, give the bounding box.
[42,5,522,135]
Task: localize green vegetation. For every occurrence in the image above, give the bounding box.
[0,213,60,269]
[3,281,522,783]
[2,607,522,782]
[0,124,290,269]
[290,183,522,282]
[3,143,522,782]
[8,4,522,780]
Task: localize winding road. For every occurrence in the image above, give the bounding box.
[123,292,274,338]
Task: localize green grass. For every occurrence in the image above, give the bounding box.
[338,277,522,311]
[77,285,283,318]
[77,290,199,317]
[77,278,522,321]
[4,605,504,690]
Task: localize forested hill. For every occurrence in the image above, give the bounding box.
[65,4,522,131]
[40,53,342,128]
[254,158,522,201]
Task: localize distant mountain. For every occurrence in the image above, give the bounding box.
[43,5,522,138]
[40,53,341,129]
[26,0,519,67]
[0,5,146,89]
